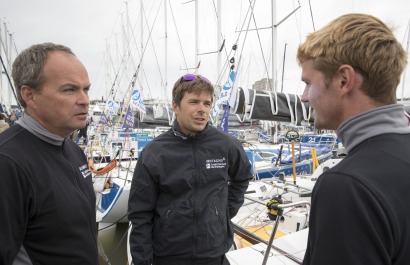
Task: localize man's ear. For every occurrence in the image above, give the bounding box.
[172,101,179,115]
[337,65,356,96]
[20,85,37,108]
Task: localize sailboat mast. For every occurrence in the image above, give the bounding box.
[164,0,168,102]
[195,0,199,74]
[0,22,20,110]
[140,0,144,82]
[271,0,277,92]
[0,23,13,109]
[7,30,13,107]
[217,0,222,80]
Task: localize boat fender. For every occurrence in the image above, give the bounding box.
[129,148,135,158]
[266,195,283,220]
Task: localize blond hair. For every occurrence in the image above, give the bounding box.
[297,13,407,104]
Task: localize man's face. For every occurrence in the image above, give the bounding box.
[300,59,341,130]
[173,90,212,136]
[26,51,90,137]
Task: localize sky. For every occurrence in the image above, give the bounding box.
[1,0,410,105]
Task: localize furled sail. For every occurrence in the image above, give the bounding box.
[230,88,314,126]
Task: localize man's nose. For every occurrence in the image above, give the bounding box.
[78,90,90,106]
[301,87,309,102]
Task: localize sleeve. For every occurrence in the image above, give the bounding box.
[303,172,393,265]
[0,155,33,265]
[227,138,253,218]
[127,149,159,265]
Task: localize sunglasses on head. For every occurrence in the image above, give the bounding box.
[180,74,211,85]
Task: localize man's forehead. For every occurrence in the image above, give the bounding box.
[184,90,212,98]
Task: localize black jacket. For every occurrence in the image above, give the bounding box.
[303,104,410,265]
[128,123,252,265]
[0,125,98,265]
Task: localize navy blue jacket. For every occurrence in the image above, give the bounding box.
[303,133,410,265]
[128,123,252,265]
[0,125,98,265]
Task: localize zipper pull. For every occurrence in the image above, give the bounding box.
[165,209,171,220]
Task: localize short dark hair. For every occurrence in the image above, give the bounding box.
[11,43,75,107]
[172,75,214,106]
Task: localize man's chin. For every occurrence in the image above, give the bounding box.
[75,121,87,129]
[192,124,206,134]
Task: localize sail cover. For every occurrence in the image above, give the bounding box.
[230,88,314,126]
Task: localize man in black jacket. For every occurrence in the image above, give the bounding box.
[298,14,410,265]
[128,74,253,265]
[0,43,98,265]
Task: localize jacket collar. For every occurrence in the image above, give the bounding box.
[17,112,65,146]
[171,120,210,140]
[337,104,410,153]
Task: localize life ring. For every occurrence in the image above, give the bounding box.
[88,158,118,175]
[285,129,300,141]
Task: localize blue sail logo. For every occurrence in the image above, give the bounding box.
[132,89,141,101]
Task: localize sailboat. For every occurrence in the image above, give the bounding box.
[89,0,176,224]
[226,157,342,265]
[212,2,334,264]
[0,21,20,114]
[101,0,338,264]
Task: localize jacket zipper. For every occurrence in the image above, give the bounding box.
[154,209,172,242]
[61,140,98,253]
[215,206,227,234]
[192,137,198,259]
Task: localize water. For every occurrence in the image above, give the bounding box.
[98,222,129,265]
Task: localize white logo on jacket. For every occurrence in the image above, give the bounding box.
[79,164,91,178]
[205,157,227,169]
